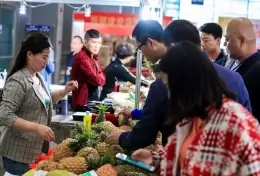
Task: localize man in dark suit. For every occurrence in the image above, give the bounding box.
[105,20,251,149]
[225,17,260,121]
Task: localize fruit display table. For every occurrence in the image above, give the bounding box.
[31,116,161,176]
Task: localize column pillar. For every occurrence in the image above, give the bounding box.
[54,3,64,84]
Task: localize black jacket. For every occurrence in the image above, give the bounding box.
[101,58,146,100]
[214,50,228,66]
[119,79,170,148]
[236,51,260,121]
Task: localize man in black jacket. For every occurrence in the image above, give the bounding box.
[199,23,228,66]
[225,17,260,121]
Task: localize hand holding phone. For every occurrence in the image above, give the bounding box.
[132,149,153,165]
[116,153,155,172]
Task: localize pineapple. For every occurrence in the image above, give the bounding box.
[88,154,117,170]
[52,138,74,161]
[37,160,48,170]
[73,124,98,149]
[119,125,132,131]
[37,160,58,171]
[96,153,117,168]
[129,120,139,128]
[85,138,98,148]
[109,145,124,156]
[49,155,54,161]
[116,165,150,176]
[96,164,117,176]
[58,157,87,175]
[94,104,107,123]
[118,114,130,126]
[155,138,162,146]
[76,147,100,163]
[91,123,105,134]
[97,131,108,142]
[95,142,109,156]
[53,124,98,161]
[102,121,119,133]
[143,58,155,73]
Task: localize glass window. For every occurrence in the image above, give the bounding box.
[179,0,259,25]
[0,8,14,71]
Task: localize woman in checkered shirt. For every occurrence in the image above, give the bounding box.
[132,41,260,176]
[0,33,78,175]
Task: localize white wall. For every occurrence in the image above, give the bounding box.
[179,0,260,27]
[72,20,85,39]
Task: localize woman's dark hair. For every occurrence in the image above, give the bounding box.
[73,35,84,43]
[159,41,235,124]
[116,43,133,59]
[7,33,51,79]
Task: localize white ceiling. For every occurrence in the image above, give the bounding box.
[0,0,140,6]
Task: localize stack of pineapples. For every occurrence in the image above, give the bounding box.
[36,105,162,176]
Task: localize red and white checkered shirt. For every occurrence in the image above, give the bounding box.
[153,98,260,176]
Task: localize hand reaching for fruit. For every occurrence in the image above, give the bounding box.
[117,108,132,118]
[104,131,124,145]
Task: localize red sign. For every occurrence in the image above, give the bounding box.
[73,12,172,36]
[84,12,139,26]
[163,16,173,28]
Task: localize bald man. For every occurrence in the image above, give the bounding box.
[225,17,260,121]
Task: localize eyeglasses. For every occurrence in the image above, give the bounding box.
[134,43,144,57]
[136,43,144,52]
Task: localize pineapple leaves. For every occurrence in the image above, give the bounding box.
[93,104,108,124]
[143,58,155,73]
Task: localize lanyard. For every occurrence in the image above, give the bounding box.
[232,52,258,71]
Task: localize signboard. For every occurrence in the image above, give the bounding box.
[73,12,172,36]
[74,12,172,28]
[25,25,51,32]
[85,12,139,26]
[192,0,204,5]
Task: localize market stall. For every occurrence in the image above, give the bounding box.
[0,0,168,174]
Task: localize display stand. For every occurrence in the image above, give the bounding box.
[134,0,163,109]
[134,50,143,109]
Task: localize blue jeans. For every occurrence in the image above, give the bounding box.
[2,157,29,175]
